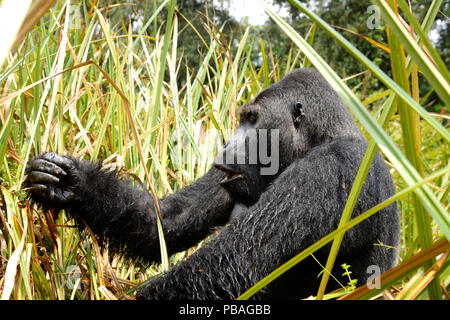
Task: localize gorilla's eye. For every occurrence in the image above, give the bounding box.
[293,102,305,127]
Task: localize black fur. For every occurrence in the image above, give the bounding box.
[24,68,399,299]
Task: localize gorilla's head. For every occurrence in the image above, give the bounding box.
[214,68,361,205]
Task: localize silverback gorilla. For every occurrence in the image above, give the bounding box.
[25,68,399,299]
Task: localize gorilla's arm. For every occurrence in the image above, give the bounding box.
[25,153,234,263]
[136,138,393,299]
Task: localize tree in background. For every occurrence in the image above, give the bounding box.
[90,0,448,110]
[89,0,244,84]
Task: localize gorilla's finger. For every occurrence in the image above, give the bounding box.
[30,184,48,199]
[30,184,47,197]
[30,159,67,177]
[41,152,75,171]
[28,171,60,184]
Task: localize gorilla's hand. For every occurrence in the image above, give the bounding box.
[25,152,79,207]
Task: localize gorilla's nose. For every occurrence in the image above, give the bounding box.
[213,162,244,186]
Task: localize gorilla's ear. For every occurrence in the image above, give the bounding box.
[293,102,305,127]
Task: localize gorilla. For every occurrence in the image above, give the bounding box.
[25,68,399,299]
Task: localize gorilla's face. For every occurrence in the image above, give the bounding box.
[213,69,361,205]
[213,87,306,205]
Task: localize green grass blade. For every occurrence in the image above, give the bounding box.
[372,0,450,105]
[385,0,440,299]
[287,0,450,143]
[397,0,450,82]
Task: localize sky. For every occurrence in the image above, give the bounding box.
[222,0,289,26]
[228,0,269,25]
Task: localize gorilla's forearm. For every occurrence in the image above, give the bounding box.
[65,160,234,262]
[158,168,235,252]
[62,159,161,261]
[26,153,235,263]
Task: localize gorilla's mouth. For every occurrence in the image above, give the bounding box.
[214,164,244,185]
[222,172,244,184]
